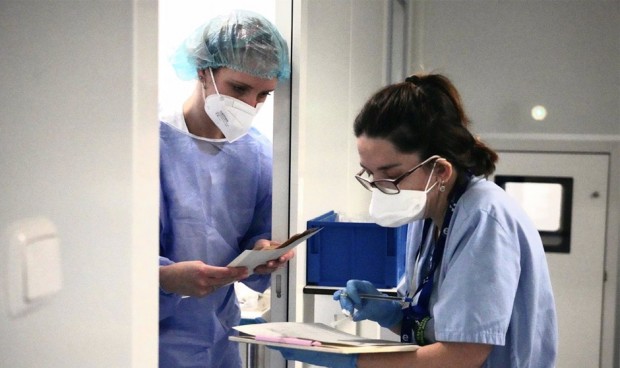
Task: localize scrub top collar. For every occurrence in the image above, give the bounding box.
[160,109,228,143]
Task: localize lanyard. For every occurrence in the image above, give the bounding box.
[410,219,436,316]
[401,176,470,344]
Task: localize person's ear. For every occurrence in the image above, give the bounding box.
[197,69,207,83]
[435,159,453,183]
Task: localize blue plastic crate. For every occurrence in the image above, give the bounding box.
[306,211,407,289]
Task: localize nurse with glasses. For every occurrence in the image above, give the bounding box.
[272,73,557,368]
[355,155,442,194]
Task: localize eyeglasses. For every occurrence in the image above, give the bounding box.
[355,155,441,195]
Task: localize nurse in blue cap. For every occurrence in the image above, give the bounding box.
[158,10,292,368]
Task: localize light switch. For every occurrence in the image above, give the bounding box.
[24,236,63,301]
[5,217,63,317]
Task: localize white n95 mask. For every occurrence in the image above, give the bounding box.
[203,68,262,143]
[204,94,261,142]
[368,165,437,227]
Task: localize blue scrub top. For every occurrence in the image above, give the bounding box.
[399,177,558,367]
[158,112,273,368]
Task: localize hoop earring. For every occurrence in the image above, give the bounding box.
[439,181,446,192]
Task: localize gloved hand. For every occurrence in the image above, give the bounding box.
[333,279,402,328]
[270,346,358,368]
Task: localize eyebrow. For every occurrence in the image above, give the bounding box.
[360,163,403,173]
[229,79,275,94]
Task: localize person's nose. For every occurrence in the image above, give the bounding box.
[240,95,261,108]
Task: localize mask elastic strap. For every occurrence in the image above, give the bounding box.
[423,161,438,192]
[208,68,221,96]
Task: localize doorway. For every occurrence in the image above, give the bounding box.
[492,151,609,367]
[157,2,286,367]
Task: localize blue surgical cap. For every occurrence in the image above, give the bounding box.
[170,10,291,81]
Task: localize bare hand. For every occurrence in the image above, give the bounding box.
[251,239,296,275]
[160,261,249,297]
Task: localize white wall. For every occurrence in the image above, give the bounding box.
[413,1,619,136]
[289,0,390,323]
[0,1,159,367]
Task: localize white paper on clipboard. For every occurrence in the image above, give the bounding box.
[231,322,419,354]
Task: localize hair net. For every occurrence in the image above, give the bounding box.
[170,10,290,81]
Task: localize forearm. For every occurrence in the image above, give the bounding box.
[159,261,249,297]
[357,342,492,368]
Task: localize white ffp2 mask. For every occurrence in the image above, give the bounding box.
[204,94,262,142]
[203,68,262,143]
[368,165,437,227]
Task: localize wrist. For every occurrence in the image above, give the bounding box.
[414,316,431,345]
[377,301,403,328]
[401,313,432,345]
[159,285,174,295]
[159,265,174,294]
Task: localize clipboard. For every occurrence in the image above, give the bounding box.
[230,322,419,354]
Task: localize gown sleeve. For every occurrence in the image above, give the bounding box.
[432,209,520,345]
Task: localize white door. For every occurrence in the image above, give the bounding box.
[492,151,609,367]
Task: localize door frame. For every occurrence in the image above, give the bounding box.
[485,134,620,367]
[269,1,294,367]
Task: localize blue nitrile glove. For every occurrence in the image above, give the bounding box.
[270,346,358,368]
[333,279,402,328]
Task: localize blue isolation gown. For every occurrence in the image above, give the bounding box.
[398,177,558,367]
[158,111,272,368]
